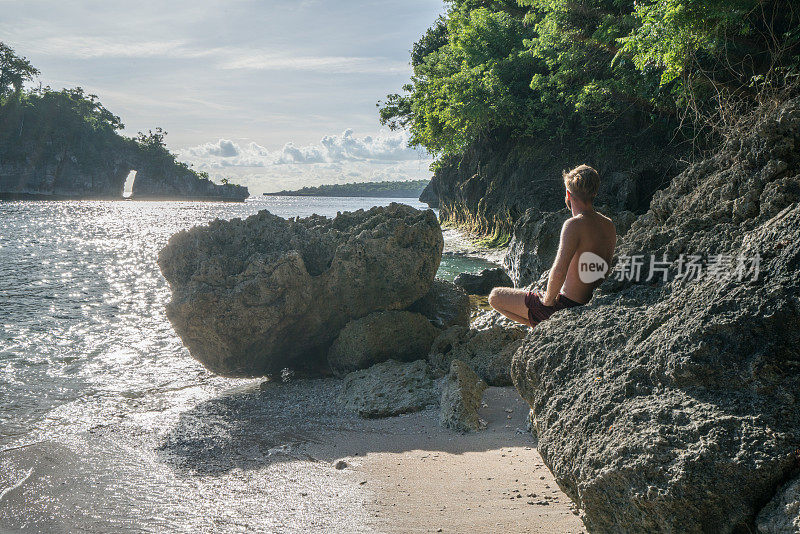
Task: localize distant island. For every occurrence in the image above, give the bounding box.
[264,179,430,198]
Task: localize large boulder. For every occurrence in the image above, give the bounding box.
[439,360,487,432]
[340,359,438,418]
[158,203,443,377]
[512,97,800,532]
[327,310,439,376]
[429,325,526,386]
[453,267,513,295]
[407,278,471,329]
[757,476,800,533]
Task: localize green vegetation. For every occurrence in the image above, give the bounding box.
[440,202,516,247]
[1,45,127,163]
[474,227,512,248]
[1,44,125,158]
[132,127,209,178]
[264,179,431,198]
[0,42,39,100]
[0,42,242,195]
[0,86,127,163]
[380,0,800,159]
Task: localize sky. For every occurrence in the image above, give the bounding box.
[1,0,443,194]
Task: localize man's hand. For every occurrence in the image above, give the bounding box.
[542,218,580,305]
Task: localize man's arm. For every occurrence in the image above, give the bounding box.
[541,218,580,306]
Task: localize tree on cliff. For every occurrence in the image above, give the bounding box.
[380,0,800,159]
[0,42,39,101]
[618,0,800,137]
[0,84,127,165]
[133,127,200,174]
[0,42,245,198]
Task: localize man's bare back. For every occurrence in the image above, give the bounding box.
[558,210,616,304]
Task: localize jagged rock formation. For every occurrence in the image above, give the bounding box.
[511,97,800,532]
[757,476,800,533]
[502,208,567,288]
[341,359,438,418]
[407,278,471,329]
[158,203,443,377]
[418,180,439,207]
[470,307,523,330]
[327,310,439,376]
[439,359,487,432]
[454,267,513,295]
[429,325,525,386]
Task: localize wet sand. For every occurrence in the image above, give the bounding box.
[300,387,586,534]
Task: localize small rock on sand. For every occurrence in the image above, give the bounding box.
[334,460,349,470]
[341,359,438,418]
[439,359,487,432]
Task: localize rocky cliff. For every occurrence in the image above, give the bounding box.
[511,97,800,532]
[0,146,248,200]
[0,93,248,201]
[131,161,248,201]
[420,128,682,242]
[0,154,132,199]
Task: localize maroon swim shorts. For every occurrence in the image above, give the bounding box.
[524,291,582,327]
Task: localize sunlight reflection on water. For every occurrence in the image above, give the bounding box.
[0,196,497,531]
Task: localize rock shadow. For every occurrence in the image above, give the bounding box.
[157,379,534,476]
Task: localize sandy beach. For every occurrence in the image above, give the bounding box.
[300,387,586,534]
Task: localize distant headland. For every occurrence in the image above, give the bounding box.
[263,179,429,198]
[0,42,248,202]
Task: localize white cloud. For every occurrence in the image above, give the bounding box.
[179,129,426,168]
[211,139,240,157]
[176,129,433,195]
[10,33,408,74]
[18,36,195,59]
[220,53,408,74]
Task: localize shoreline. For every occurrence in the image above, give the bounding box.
[441,226,508,265]
[0,197,549,532]
[0,379,585,533]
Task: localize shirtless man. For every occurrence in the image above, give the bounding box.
[488,164,616,328]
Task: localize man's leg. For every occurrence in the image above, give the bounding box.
[487,287,533,327]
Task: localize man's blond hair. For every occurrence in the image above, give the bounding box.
[563,164,600,202]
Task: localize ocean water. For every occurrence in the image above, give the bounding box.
[0,196,497,532]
